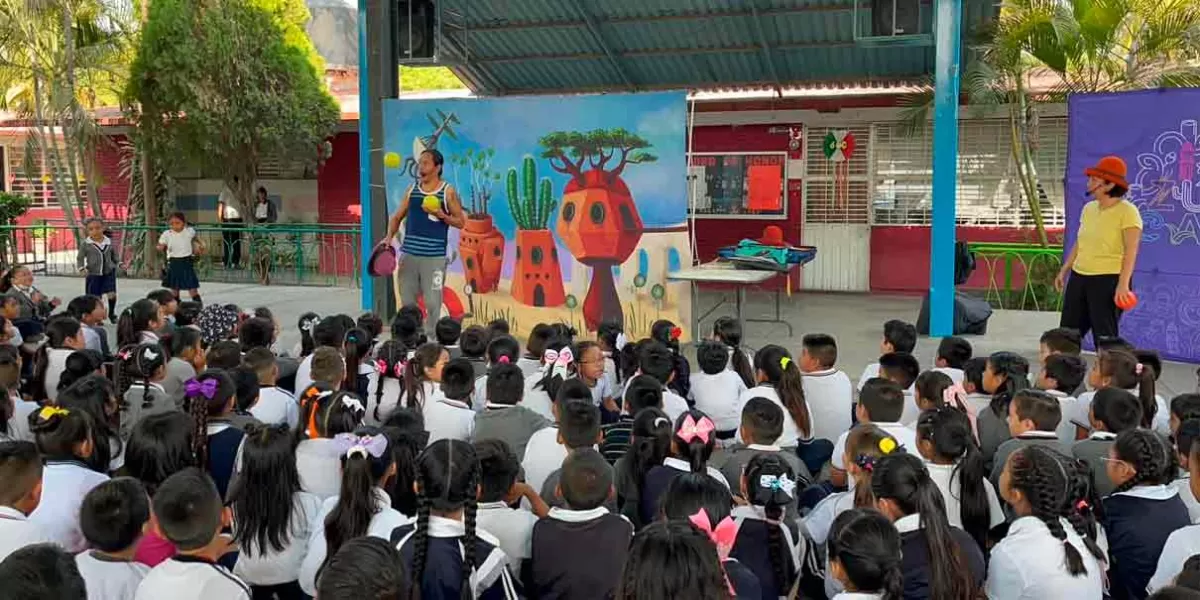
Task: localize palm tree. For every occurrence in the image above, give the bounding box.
[904,0,1200,246]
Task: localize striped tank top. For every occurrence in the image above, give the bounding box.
[401,182,450,257]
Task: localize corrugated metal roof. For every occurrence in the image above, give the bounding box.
[437,0,995,94]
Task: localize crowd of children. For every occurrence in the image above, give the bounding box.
[7,265,1200,600]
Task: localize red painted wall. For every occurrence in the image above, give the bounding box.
[316,132,360,275]
[94,136,131,221]
[870,226,1066,293]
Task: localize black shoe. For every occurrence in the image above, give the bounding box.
[109,314,118,324]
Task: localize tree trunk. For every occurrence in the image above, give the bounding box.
[30,56,79,233]
[1010,84,1048,247]
[144,147,157,276]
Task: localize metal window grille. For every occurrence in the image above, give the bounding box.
[5,144,87,209]
[870,117,1068,227]
[804,125,873,224]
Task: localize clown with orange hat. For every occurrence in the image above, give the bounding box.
[1056,155,1143,343]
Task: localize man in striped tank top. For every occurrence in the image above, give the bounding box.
[383,149,465,336]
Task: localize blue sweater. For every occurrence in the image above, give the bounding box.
[1103,487,1191,599]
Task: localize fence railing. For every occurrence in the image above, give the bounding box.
[968,241,1064,312]
[0,221,362,288]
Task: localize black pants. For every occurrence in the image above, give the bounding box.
[222,219,243,268]
[251,581,309,600]
[1061,271,1123,343]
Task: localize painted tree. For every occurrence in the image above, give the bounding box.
[540,128,658,186]
[126,0,339,217]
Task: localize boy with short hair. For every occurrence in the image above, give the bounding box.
[799,333,852,443]
[1036,353,1087,445]
[1172,394,1200,437]
[67,295,110,356]
[244,347,297,428]
[308,346,345,390]
[423,358,476,443]
[473,363,550,459]
[0,441,49,562]
[1039,327,1083,363]
[76,477,152,598]
[710,398,812,494]
[474,439,549,572]
[599,375,664,463]
[135,469,249,600]
[934,336,972,385]
[146,289,179,338]
[460,325,490,380]
[990,390,1066,487]
[164,328,205,408]
[1171,419,1200,523]
[523,382,596,494]
[206,340,242,371]
[638,341,688,421]
[879,352,921,425]
[689,340,748,437]
[829,379,918,488]
[530,448,632,600]
[435,316,463,360]
[0,544,87,598]
[857,319,917,391]
[539,400,603,507]
[1072,388,1142,496]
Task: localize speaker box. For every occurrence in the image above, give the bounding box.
[396,0,436,61]
[871,0,920,36]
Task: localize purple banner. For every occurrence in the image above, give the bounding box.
[1067,89,1200,363]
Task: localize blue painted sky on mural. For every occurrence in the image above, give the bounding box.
[381,91,688,241]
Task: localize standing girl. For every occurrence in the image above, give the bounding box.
[640,410,729,526]
[393,439,517,599]
[298,427,409,596]
[650,320,690,399]
[736,345,812,448]
[977,351,1031,464]
[713,316,754,389]
[827,509,904,600]
[296,386,366,500]
[32,316,86,403]
[116,298,163,348]
[185,370,243,499]
[232,424,323,600]
[366,341,407,426]
[914,406,1004,551]
[404,342,448,412]
[27,406,109,552]
[118,343,170,445]
[157,212,204,304]
[615,407,672,528]
[730,453,802,600]
[76,217,122,320]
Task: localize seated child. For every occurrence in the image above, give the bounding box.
[799,333,853,444]
[0,441,49,562]
[68,295,111,356]
[295,386,365,500]
[879,352,920,425]
[599,375,663,464]
[1039,327,1083,374]
[961,357,992,416]
[135,469,250,600]
[1151,431,1200,592]
[1073,348,1157,440]
[829,379,919,489]
[523,380,595,494]
[315,537,410,600]
[518,324,552,378]
[474,363,551,459]
[639,410,730,525]
[76,478,152,598]
[977,352,1031,466]
[736,345,812,448]
[0,346,36,443]
[689,340,748,438]
[402,343,449,412]
[990,389,1065,488]
[1173,419,1200,523]
[858,319,917,391]
[460,325,490,381]
[474,439,548,572]
[576,341,617,415]
[1073,388,1142,496]
[423,358,476,443]
[119,342,172,444]
[730,453,803,599]
[933,336,972,385]
[342,328,373,399]
[163,328,204,409]
[659,473,762,599]
[244,347,297,428]
[205,340,242,370]
[0,543,87,598]
[28,406,110,553]
[531,448,633,600]
[615,520,731,599]
[710,398,812,502]
[827,509,904,600]
[435,316,462,360]
[539,401,603,507]
[473,335,521,412]
[1172,394,1200,437]
[356,312,384,352]
[310,346,347,391]
[185,370,251,499]
[1036,353,1087,445]
[914,407,1005,549]
[639,341,689,422]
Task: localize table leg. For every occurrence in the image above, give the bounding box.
[736,285,746,334]
[690,280,698,340]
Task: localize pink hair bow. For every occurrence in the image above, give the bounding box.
[375,359,388,374]
[394,360,406,378]
[689,508,739,561]
[1135,363,1144,376]
[551,347,575,379]
[942,383,968,411]
[677,414,716,444]
[332,433,388,459]
[497,355,510,364]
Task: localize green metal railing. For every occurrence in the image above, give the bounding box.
[968,241,1064,312]
[0,221,362,287]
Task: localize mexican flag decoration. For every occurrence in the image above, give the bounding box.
[822,130,856,208]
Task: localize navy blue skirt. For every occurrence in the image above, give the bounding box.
[164,257,199,290]
[85,272,116,296]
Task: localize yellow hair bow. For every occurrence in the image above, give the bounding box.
[780,356,793,370]
[879,437,897,455]
[38,406,69,420]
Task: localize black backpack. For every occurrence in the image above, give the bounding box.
[954,241,976,286]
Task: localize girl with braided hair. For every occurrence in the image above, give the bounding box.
[1103,429,1191,598]
[989,445,1105,598]
[296,426,409,596]
[365,340,407,426]
[394,439,517,600]
[730,453,802,600]
[184,369,243,499]
[871,453,985,599]
[117,342,169,445]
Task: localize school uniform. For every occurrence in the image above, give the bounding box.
[425,397,476,444]
[472,373,490,413]
[599,414,634,464]
[1073,389,1172,437]
[295,438,344,500]
[963,393,991,417]
[522,385,556,423]
[933,366,965,385]
[1149,523,1200,593]
[990,431,1064,488]
[725,558,764,600]
[857,362,880,391]
[120,382,174,444]
[78,235,120,297]
[298,488,411,595]
[689,370,748,435]
[2,398,38,443]
[729,504,803,600]
[987,515,1105,599]
[1171,474,1200,523]
[587,374,615,410]
[894,514,986,600]
[1103,484,1191,599]
[158,227,200,291]
[473,403,551,460]
[232,493,319,598]
[392,515,518,600]
[830,422,919,472]
[292,354,314,397]
[7,285,54,320]
[249,386,299,428]
[803,490,854,545]
[736,384,811,448]
[1072,431,1118,496]
[1039,389,1080,446]
[976,404,1013,468]
[162,358,197,409]
[466,357,489,382]
[924,461,1006,535]
[0,506,52,563]
[135,555,251,600]
[42,347,73,402]
[206,421,247,500]
[76,551,152,600]
[801,368,853,443]
[445,344,462,360]
[522,426,568,495]
[538,464,618,512]
[663,387,690,423]
[640,457,731,525]
[517,356,542,379]
[28,459,109,552]
[710,444,812,506]
[529,506,633,600]
[363,372,404,426]
[476,501,538,571]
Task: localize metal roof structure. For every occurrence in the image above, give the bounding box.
[435,0,998,95]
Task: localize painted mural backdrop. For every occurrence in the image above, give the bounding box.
[381,92,691,339]
[1066,89,1200,362]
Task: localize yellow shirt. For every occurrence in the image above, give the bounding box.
[1073,199,1143,275]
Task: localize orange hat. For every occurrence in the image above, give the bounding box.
[757,225,787,247]
[1085,155,1128,189]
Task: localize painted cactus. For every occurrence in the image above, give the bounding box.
[507,155,556,230]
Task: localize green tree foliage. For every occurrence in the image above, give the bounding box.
[400,66,465,92]
[538,128,657,185]
[126,0,339,215]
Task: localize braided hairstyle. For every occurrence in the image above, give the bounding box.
[985,351,1031,418]
[1005,445,1105,576]
[827,509,904,600]
[409,439,479,600]
[372,340,407,424]
[123,343,166,413]
[1110,428,1177,494]
[915,406,990,550]
[1065,454,1105,565]
[184,370,236,471]
[744,453,798,595]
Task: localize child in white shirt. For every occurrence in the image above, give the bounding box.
[244,348,299,428]
[1171,420,1200,524]
[735,346,812,448]
[0,345,35,442]
[577,342,618,414]
[423,358,476,444]
[475,439,549,571]
[1036,354,1087,446]
[1151,432,1200,592]
[857,319,917,391]
[77,478,153,600]
[689,340,748,437]
[295,388,366,500]
[798,334,852,444]
[829,379,918,489]
[932,336,972,385]
[364,341,406,425]
[474,335,522,413]
[0,441,51,562]
[27,406,110,553]
[878,352,920,425]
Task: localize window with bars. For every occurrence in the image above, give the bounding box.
[870,117,1068,227]
[804,125,872,224]
[4,144,87,209]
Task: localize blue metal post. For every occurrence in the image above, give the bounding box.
[929,0,962,337]
[357,0,374,311]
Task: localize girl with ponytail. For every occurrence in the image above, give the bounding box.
[295,385,366,500]
[639,409,729,526]
[990,445,1106,599]
[118,342,169,445]
[650,319,690,398]
[712,316,754,389]
[32,315,86,403]
[827,509,904,600]
[615,406,672,528]
[394,439,517,600]
[342,327,373,398]
[738,345,812,447]
[27,405,108,553]
[366,340,406,425]
[1077,348,1162,437]
[805,424,902,549]
[915,406,1004,551]
[297,426,409,596]
[403,342,448,412]
[1103,429,1191,598]
[731,453,802,600]
[294,312,321,358]
[183,369,242,499]
[978,351,1031,463]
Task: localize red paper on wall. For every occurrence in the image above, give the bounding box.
[747,164,783,211]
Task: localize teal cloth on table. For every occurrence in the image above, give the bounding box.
[732,240,790,267]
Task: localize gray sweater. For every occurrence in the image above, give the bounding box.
[120,383,174,443]
[76,237,120,276]
[989,432,1066,489]
[1073,433,1118,496]
[473,404,551,460]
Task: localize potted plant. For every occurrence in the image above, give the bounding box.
[507,155,565,307]
[455,148,505,293]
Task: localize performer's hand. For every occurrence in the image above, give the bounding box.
[1054,270,1067,292]
[1115,284,1135,307]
